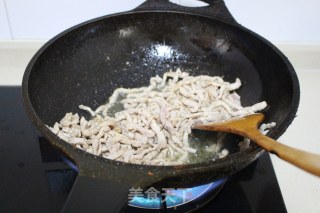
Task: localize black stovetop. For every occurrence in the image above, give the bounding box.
[0,87,287,213]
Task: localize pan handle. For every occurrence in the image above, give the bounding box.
[61,175,130,212]
[134,0,237,24]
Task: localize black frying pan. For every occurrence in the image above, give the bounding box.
[22,0,299,212]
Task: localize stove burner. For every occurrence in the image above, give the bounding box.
[127,179,226,212]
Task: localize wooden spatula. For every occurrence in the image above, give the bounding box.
[192,113,320,177]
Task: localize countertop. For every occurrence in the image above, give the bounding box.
[1,41,319,213]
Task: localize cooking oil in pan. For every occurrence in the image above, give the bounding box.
[187,132,231,164]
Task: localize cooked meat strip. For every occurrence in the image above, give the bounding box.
[48,69,273,165]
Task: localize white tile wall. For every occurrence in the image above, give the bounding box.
[225,0,320,43]
[0,0,11,39]
[1,0,320,42]
[5,0,144,40]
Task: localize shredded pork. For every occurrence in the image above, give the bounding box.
[48,69,271,165]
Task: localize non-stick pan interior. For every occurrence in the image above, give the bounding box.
[26,11,297,164]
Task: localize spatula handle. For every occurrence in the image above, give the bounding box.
[246,129,320,177]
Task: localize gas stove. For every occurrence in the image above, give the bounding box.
[0,86,287,212]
